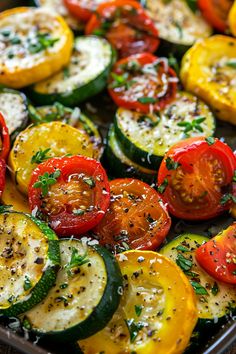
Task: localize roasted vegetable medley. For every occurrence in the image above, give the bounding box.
[0,1,235,353]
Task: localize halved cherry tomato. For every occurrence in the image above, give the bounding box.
[108,53,177,113]
[85,0,160,58]
[93,178,171,252]
[196,223,236,284]
[28,156,110,236]
[197,0,233,32]
[0,112,10,160]
[63,0,104,22]
[157,137,236,220]
[0,158,6,198]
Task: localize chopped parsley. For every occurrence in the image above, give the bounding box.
[28,32,59,54]
[135,305,143,317]
[176,253,193,272]
[177,116,206,135]
[83,176,95,188]
[66,247,89,275]
[176,245,190,253]
[226,60,236,69]
[211,282,219,296]
[137,97,157,104]
[190,281,208,296]
[220,193,236,205]
[125,319,145,343]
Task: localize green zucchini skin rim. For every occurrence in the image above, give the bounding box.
[23,240,123,343]
[0,212,60,317]
[104,126,157,184]
[0,87,29,142]
[114,114,162,169]
[29,44,117,107]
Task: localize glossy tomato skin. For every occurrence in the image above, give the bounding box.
[197,0,233,32]
[93,178,171,252]
[0,112,10,160]
[196,223,236,284]
[86,0,160,58]
[63,0,97,22]
[0,158,6,198]
[108,53,177,113]
[29,156,110,236]
[157,137,236,220]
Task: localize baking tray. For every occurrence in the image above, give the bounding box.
[0,1,235,354]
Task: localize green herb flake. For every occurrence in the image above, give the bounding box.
[31,148,51,164]
[186,0,198,13]
[72,209,85,216]
[168,54,179,75]
[10,36,21,45]
[220,193,236,205]
[23,276,32,291]
[66,247,89,274]
[177,116,206,135]
[83,177,95,188]
[165,157,181,171]
[205,137,215,145]
[135,305,143,317]
[125,319,145,343]
[176,245,190,253]
[33,169,61,197]
[173,20,183,39]
[157,179,168,194]
[0,205,13,213]
[137,115,160,128]
[28,32,59,54]
[63,67,70,79]
[211,282,219,296]
[232,270,236,275]
[60,283,68,289]
[190,281,208,295]
[137,97,157,104]
[233,170,236,183]
[176,253,193,272]
[226,60,236,69]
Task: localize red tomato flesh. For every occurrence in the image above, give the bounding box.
[0,112,10,161]
[108,53,177,113]
[85,0,160,57]
[157,137,236,220]
[28,156,110,236]
[63,0,104,22]
[93,178,171,252]
[196,223,236,284]
[197,0,233,32]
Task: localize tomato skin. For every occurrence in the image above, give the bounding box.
[0,158,6,198]
[85,0,160,58]
[108,53,177,113]
[28,156,110,237]
[197,0,233,32]
[63,0,95,22]
[196,223,236,284]
[93,178,171,252]
[157,137,236,220]
[0,112,10,160]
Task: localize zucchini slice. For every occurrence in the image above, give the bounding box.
[160,234,236,324]
[79,250,198,354]
[29,103,103,159]
[2,173,30,213]
[32,0,84,32]
[114,92,215,169]
[9,121,103,195]
[104,126,157,184]
[145,0,212,56]
[30,36,115,106]
[0,211,60,317]
[0,88,28,141]
[22,238,123,342]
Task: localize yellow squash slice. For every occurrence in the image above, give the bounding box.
[8,121,101,195]
[0,7,73,88]
[180,35,236,125]
[79,250,198,354]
